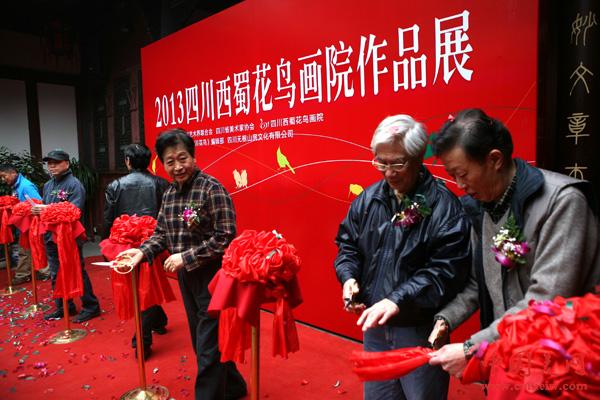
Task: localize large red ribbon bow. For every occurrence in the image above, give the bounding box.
[0,195,19,244]
[461,294,600,399]
[208,229,303,363]
[99,214,175,320]
[40,201,85,299]
[9,199,47,270]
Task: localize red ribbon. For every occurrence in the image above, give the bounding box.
[0,207,14,244]
[207,229,303,363]
[461,294,600,398]
[52,222,84,299]
[40,202,85,299]
[29,217,47,270]
[350,347,433,381]
[99,214,175,320]
[8,200,48,270]
[208,270,302,363]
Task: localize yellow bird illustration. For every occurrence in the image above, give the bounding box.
[276,146,295,174]
[233,169,248,189]
[151,155,159,174]
[348,184,364,197]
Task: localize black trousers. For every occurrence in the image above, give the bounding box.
[178,265,247,400]
[131,305,168,347]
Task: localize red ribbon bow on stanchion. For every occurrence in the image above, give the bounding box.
[0,195,19,244]
[99,214,175,320]
[461,293,600,400]
[208,229,303,363]
[9,199,48,270]
[40,201,85,299]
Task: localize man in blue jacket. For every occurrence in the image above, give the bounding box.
[0,164,50,284]
[32,150,101,323]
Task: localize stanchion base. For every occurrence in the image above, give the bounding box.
[22,303,51,316]
[120,385,170,400]
[48,329,87,344]
[0,286,26,296]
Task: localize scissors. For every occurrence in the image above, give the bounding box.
[92,255,134,274]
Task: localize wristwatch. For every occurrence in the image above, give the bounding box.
[463,339,475,360]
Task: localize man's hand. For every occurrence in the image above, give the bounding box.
[116,248,144,267]
[342,279,365,313]
[31,204,48,215]
[428,318,449,349]
[164,253,184,273]
[356,298,399,331]
[428,343,468,377]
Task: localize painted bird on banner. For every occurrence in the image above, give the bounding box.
[233,169,248,189]
[276,146,295,174]
[348,184,364,197]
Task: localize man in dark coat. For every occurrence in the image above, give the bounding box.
[334,114,471,400]
[103,143,170,359]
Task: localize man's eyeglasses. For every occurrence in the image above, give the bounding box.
[371,159,408,172]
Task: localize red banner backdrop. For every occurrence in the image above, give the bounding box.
[141,0,539,340]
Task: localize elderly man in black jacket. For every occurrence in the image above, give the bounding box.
[334,114,471,400]
[103,143,170,359]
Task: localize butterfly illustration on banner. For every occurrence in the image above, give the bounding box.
[233,169,248,189]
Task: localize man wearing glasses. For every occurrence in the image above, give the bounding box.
[334,114,471,399]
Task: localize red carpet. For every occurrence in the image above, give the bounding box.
[0,257,485,399]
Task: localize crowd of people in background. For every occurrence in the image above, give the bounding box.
[1,107,598,400]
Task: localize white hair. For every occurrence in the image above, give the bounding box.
[370,115,428,159]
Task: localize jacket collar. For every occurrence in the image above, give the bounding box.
[460,159,544,229]
[372,165,437,208]
[510,158,544,227]
[52,169,73,183]
[13,173,23,189]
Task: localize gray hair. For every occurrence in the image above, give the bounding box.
[370,115,428,159]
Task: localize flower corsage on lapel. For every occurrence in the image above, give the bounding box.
[180,202,201,229]
[51,189,71,201]
[391,194,431,228]
[492,214,530,270]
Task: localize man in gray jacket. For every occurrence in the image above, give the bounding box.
[33,149,101,323]
[428,108,600,377]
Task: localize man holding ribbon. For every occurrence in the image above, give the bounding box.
[0,164,50,284]
[334,114,472,400]
[117,130,247,400]
[428,108,600,379]
[32,149,100,323]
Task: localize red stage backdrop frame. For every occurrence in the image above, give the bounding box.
[141,0,539,341]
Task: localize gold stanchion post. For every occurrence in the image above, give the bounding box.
[120,260,169,400]
[48,255,87,344]
[1,243,25,296]
[47,297,87,344]
[22,262,50,315]
[251,318,260,400]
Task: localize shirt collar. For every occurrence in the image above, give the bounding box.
[174,168,201,193]
[482,171,517,223]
